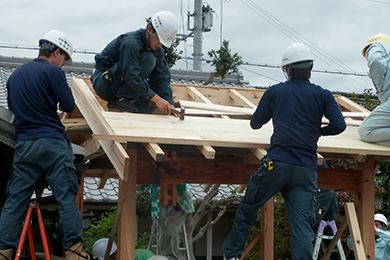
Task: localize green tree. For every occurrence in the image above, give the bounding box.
[205,39,243,85]
[162,38,183,68]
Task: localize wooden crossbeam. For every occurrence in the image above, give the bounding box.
[335,96,370,113]
[156,183,181,206]
[229,89,257,109]
[98,169,112,189]
[197,145,215,159]
[143,143,165,162]
[81,137,105,160]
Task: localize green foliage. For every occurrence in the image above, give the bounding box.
[162,38,183,68]
[350,88,380,111]
[245,193,291,259]
[83,189,153,254]
[84,207,117,254]
[207,39,243,79]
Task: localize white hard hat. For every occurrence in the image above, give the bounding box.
[39,30,73,65]
[150,11,179,48]
[281,42,314,67]
[148,256,168,260]
[92,238,117,260]
[375,213,388,227]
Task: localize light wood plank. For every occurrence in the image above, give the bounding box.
[229,89,257,109]
[71,77,130,180]
[336,95,370,113]
[197,145,215,159]
[249,148,267,160]
[143,143,165,162]
[345,202,366,260]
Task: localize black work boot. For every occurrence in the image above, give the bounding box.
[0,249,13,260]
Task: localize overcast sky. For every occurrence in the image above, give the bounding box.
[0,0,388,93]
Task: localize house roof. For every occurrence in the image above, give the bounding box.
[0,55,249,206]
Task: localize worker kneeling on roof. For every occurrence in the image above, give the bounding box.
[91,11,178,115]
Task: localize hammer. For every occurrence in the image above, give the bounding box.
[149,102,185,120]
[172,106,185,120]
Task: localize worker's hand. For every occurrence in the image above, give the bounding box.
[151,95,172,115]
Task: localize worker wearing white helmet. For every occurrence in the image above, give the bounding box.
[347,213,390,259]
[223,42,346,260]
[91,11,179,115]
[0,30,94,260]
[358,33,390,146]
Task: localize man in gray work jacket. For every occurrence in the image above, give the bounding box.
[91,11,178,115]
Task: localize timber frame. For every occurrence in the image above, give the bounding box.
[65,77,389,259]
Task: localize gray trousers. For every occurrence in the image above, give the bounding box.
[358,98,390,146]
[159,206,186,260]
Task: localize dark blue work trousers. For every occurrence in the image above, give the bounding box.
[0,138,83,250]
[223,161,317,260]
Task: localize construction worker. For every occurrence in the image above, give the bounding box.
[0,30,93,260]
[92,238,159,260]
[347,213,390,259]
[91,11,178,115]
[146,184,194,260]
[358,33,390,146]
[222,42,346,260]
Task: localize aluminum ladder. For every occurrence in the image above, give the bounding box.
[147,220,191,259]
[313,220,346,260]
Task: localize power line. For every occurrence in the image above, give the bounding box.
[238,0,372,89]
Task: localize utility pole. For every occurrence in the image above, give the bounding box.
[193,0,203,70]
[184,0,213,71]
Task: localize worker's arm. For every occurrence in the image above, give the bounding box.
[366,43,388,94]
[250,88,273,130]
[320,90,346,136]
[52,69,75,113]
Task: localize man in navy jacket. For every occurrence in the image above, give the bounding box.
[223,42,346,260]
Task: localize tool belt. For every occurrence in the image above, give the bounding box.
[260,158,274,171]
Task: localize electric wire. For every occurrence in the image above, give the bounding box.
[239,0,372,89]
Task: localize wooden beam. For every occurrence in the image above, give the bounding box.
[81,137,105,160]
[351,154,367,163]
[335,96,370,113]
[98,169,112,189]
[117,149,137,260]
[317,153,324,165]
[143,143,165,162]
[70,77,130,180]
[356,160,376,259]
[197,145,215,159]
[179,100,254,115]
[344,202,366,260]
[229,89,257,109]
[249,148,267,160]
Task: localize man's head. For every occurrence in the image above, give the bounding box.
[92,238,117,260]
[362,33,390,58]
[374,213,388,230]
[147,11,178,49]
[281,42,314,81]
[38,30,73,67]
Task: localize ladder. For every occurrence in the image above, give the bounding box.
[313,220,346,260]
[15,201,52,260]
[147,220,191,260]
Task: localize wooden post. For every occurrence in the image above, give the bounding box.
[239,198,274,260]
[357,160,376,259]
[260,198,274,260]
[117,149,137,260]
[76,174,84,217]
